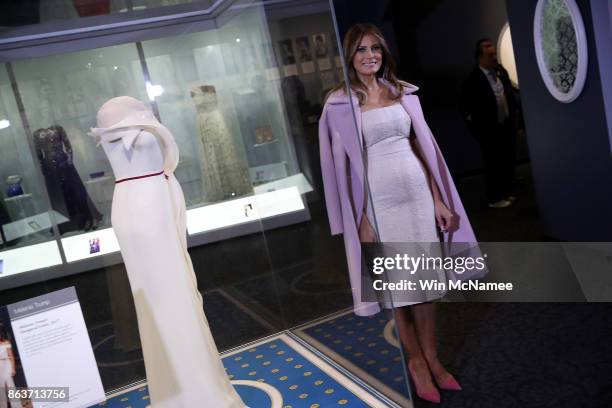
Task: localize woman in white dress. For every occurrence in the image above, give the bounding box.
[0,326,18,408]
[321,24,469,403]
[90,97,245,408]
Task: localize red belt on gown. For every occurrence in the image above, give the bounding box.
[115,170,168,184]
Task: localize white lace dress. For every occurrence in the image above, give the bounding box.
[363,104,447,306]
[363,104,438,242]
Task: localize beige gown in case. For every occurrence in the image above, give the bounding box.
[91,97,245,408]
[191,85,252,203]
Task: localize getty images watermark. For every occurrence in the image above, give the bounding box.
[370,253,513,293]
[363,242,612,302]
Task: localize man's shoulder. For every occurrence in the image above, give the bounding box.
[468,66,486,79]
[497,65,513,85]
[462,66,484,89]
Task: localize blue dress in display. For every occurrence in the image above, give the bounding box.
[33,125,102,232]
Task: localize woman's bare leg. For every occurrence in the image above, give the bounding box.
[412,302,455,385]
[394,306,438,395]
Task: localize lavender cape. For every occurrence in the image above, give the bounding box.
[319,81,481,316]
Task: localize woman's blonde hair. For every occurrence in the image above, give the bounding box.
[329,23,407,105]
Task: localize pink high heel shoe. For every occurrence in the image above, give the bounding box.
[407,360,441,404]
[435,373,462,391]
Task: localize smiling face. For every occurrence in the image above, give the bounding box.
[352,34,383,78]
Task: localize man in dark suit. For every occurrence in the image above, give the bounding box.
[460,38,520,208]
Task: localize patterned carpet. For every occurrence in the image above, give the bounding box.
[426,303,612,408]
[88,288,276,390]
[95,385,149,407]
[91,334,399,408]
[297,303,612,408]
[90,301,612,408]
[297,310,411,405]
[223,335,392,407]
[204,289,276,351]
[231,261,354,327]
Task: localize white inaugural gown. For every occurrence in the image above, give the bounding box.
[92,103,245,408]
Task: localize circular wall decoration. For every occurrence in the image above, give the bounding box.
[497,23,519,88]
[534,0,588,102]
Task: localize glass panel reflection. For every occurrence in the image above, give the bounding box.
[11,44,147,237]
[140,9,301,209]
[0,0,212,27]
[0,65,55,251]
[0,1,416,405]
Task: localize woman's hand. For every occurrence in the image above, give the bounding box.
[359,213,377,243]
[435,200,455,233]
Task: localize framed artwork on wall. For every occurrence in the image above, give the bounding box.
[295,36,315,74]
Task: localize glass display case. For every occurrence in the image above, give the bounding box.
[12,44,146,234]
[139,11,300,206]
[0,1,415,407]
[1,7,313,274]
[0,64,64,274]
[0,0,216,29]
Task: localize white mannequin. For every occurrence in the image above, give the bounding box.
[91,97,245,408]
[96,97,166,181]
[101,129,163,180]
